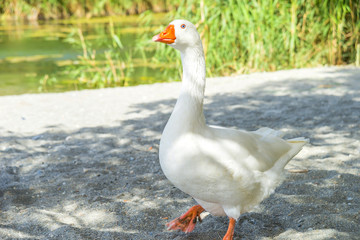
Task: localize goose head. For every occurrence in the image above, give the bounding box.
[152,19,201,52]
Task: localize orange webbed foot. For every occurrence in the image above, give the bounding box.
[166,205,205,233]
[222,217,236,240]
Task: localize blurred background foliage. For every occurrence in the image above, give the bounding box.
[0,0,359,94]
[0,0,173,20]
[155,0,360,76]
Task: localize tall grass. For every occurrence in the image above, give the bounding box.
[38,13,171,90]
[54,21,136,88]
[153,0,360,76]
[8,1,358,89]
[0,0,173,20]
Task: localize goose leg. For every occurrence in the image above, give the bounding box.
[223,217,236,240]
[166,205,205,233]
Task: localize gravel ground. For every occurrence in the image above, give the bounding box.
[0,67,359,240]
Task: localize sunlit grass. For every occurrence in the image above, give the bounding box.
[151,0,360,75]
[1,1,358,93]
[0,0,171,20]
[40,18,173,89]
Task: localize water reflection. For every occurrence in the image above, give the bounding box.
[0,16,178,96]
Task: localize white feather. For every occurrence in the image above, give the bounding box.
[159,20,307,220]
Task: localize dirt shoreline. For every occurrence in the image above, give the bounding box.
[1,67,359,239]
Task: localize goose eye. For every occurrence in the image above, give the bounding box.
[181,24,186,29]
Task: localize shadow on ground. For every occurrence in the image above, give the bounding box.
[0,68,359,239]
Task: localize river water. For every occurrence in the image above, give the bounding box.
[0,15,177,96]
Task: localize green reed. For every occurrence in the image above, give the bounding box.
[0,0,171,20]
[37,12,171,90]
[42,20,136,89]
[152,0,360,76]
[17,1,360,89]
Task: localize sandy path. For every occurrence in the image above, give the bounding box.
[0,67,359,239]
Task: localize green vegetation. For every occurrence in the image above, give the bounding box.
[153,0,360,76]
[38,14,178,89]
[0,0,172,20]
[0,14,175,95]
[1,1,359,92]
[59,22,134,88]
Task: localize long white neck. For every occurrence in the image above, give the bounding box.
[166,43,206,134]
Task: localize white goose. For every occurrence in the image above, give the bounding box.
[153,20,307,240]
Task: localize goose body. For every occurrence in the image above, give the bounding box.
[153,19,307,239]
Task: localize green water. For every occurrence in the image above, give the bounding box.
[0,17,177,96]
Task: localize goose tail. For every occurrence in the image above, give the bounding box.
[271,137,308,173]
[259,137,308,198]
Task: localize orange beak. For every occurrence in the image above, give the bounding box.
[152,25,176,44]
